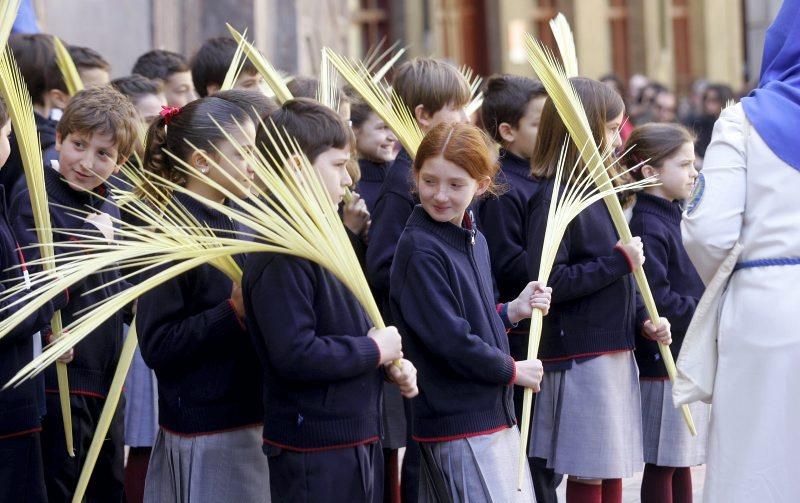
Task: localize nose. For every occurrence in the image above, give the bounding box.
[80,151,94,171]
[342,169,353,188]
[434,186,448,202]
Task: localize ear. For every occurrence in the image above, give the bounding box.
[55,132,63,152]
[205,83,220,96]
[640,164,659,179]
[47,89,70,110]
[474,176,491,197]
[498,122,516,144]
[415,104,432,130]
[189,149,211,172]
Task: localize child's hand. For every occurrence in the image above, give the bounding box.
[230,283,246,320]
[46,331,75,364]
[617,236,645,268]
[513,359,544,391]
[85,212,115,242]
[508,282,552,323]
[642,317,672,345]
[343,192,370,236]
[386,358,418,398]
[369,326,402,365]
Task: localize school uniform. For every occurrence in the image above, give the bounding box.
[0,112,58,190]
[0,184,68,503]
[10,161,127,502]
[526,178,646,479]
[135,193,268,503]
[356,158,392,212]
[243,247,385,503]
[630,192,709,467]
[390,205,534,502]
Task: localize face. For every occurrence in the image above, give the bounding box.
[56,131,121,192]
[312,146,352,207]
[703,90,723,116]
[416,156,488,226]
[654,92,677,123]
[205,120,257,199]
[604,111,624,152]
[134,93,167,128]
[418,102,468,132]
[354,112,397,163]
[0,120,11,168]
[235,72,266,94]
[163,71,196,107]
[505,96,546,159]
[79,68,110,88]
[646,142,697,201]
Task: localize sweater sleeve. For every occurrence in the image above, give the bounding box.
[366,190,414,304]
[135,268,245,372]
[478,192,528,294]
[245,255,381,383]
[397,251,515,385]
[0,262,55,348]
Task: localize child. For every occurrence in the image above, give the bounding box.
[389,122,550,501]
[476,74,562,503]
[132,49,197,107]
[624,123,708,503]
[350,95,397,211]
[191,37,263,97]
[0,97,68,503]
[242,98,417,503]
[525,77,672,503]
[10,86,139,502]
[47,45,112,114]
[111,74,167,128]
[134,96,270,503]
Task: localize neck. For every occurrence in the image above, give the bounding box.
[34,104,50,118]
[643,186,675,202]
[184,179,226,204]
[504,145,529,160]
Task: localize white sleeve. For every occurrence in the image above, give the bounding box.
[681,104,747,284]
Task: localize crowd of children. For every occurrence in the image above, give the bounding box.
[0,27,726,503]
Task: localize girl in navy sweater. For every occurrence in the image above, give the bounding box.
[135,96,269,502]
[390,122,551,502]
[350,96,397,212]
[625,124,708,503]
[526,78,672,503]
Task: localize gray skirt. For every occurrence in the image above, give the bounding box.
[418,426,535,503]
[144,426,270,503]
[640,379,709,467]
[124,343,158,447]
[530,351,643,479]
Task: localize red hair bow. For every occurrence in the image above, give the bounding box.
[160,105,182,125]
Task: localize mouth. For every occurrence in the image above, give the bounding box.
[72,169,93,180]
[433,205,450,213]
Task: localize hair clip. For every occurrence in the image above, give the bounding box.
[160,105,182,126]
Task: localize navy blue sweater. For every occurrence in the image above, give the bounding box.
[526,178,647,370]
[0,187,64,438]
[0,112,57,190]
[390,206,517,441]
[243,252,383,451]
[630,193,704,378]
[136,194,262,435]
[365,148,414,319]
[356,158,392,212]
[11,164,126,397]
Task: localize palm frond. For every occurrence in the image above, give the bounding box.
[53,36,84,95]
[227,23,293,103]
[460,64,484,117]
[317,48,340,112]
[371,45,406,83]
[220,27,249,91]
[0,0,21,50]
[549,13,579,78]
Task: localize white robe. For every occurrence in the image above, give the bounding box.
[682,103,800,502]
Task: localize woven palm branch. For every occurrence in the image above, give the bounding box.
[220,27,249,91]
[460,64,484,117]
[0,45,75,456]
[549,13,579,78]
[227,23,293,103]
[324,47,423,157]
[523,35,696,441]
[53,36,84,96]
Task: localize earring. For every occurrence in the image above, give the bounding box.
[200,166,209,174]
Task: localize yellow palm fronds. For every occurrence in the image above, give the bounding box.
[227,23,293,103]
[0,46,75,456]
[460,65,484,117]
[549,13,579,78]
[363,38,406,83]
[220,27,249,91]
[317,48,340,112]
[0,0,21,50]
[523,36,696,437]
[325,47,423,157]
[53,36,84,95]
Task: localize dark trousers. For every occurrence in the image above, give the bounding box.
[400,398,420,502]
[0,431,47,503]
[265,441,383,503]
[41,393,125,503]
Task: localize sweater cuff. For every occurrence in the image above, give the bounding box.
[360,336,383,369]
[613,245,636,273]
[207,300,246,334]
[499,354,516,386]
[497,303,519,329]
[507,359,517,386]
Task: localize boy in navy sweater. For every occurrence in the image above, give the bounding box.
[243,99,417,503]
[191,37,263,97]
[11,86,139,502]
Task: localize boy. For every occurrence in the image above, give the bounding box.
[131,49,197,108]
[191,37,263,97]
[10,86,139,502]
[111,74,167,128]
[242,98,417,503]
[476,75,562,503]
[47,45,112,114]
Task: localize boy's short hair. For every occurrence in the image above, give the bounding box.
[480,75,546,142]
[392,58,470,116]
[132,49,190,81]
[111,74,163,102]
[49,45,110,93]
[8,33,58,106]
[190,37,257,97]
[0,96,8,126]
[258,98,349,164]
[57,86,139,162]
[213,89,278,124]
[286,76,319,99]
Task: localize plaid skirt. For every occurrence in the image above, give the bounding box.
[418,426,535,502]
[144,426,270,503]
[530,351,643,479]
[640,379,709,467]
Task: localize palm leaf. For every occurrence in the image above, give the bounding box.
[53,36,84,95]
[549,13,579,78]
[0,0,21,51]
[460,64,484,117]
[227,23,293,103]
[220,27,249,91]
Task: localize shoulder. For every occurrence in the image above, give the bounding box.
[708,103,748,155]
[244,252,314,284]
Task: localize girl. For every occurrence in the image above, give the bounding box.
[389,122,551,502]
[525,77,672,503]
[350,96,397,211]
[625,123,708,503]
[134,96,269,502]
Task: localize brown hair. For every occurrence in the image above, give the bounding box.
[622,123,695,181]
[0,96,7,126]
[49,45,110,94]
[480,74,546,143]
[392,58,470,117]
[413,122,502,197]
[8,34,57,106]
[57,86,139,162]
